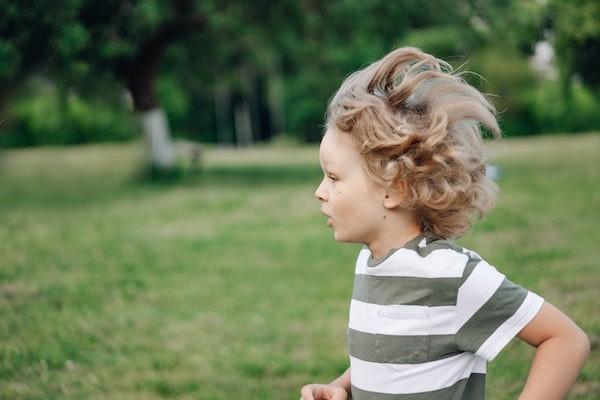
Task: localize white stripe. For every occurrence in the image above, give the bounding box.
[349,299,389,335]
[427,306,459,335]
[477,292,544,361]
[354,249,370,273]
[455,260,505,329]
[350,261,517,336]
[355,248,469,278]
[349,299,455,335]
[350,353,486,394]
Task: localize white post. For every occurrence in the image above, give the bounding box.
[234,100,253,147]
[138,107,176,169]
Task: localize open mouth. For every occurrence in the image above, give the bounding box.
[321,210,333,226]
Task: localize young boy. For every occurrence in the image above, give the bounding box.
[300,48,590,400]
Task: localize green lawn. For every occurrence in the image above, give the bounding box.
[1,133,598,399]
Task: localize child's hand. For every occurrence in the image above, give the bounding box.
[299,383,348,400]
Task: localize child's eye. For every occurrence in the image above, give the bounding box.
[328,175,338,182]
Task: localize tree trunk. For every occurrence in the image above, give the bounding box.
[214,83,233,146]
[234,64,255,147]
[127,45,176,171]
[234,100,253,147]
[266,57,285,136]
[121,4,205,171]
[136,111,176,171]
[138,108,176,169]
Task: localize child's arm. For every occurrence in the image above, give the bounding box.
[330,367,351,395]
[516,301,590,400]
[300,367,351,400]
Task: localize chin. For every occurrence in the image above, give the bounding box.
[333,231,346,242]
[334,230,359,244]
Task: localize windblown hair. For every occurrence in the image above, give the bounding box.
[326,47,501,239]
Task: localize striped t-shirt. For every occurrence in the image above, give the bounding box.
[348,233,544,399]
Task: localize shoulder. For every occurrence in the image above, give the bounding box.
[419,236,466,255]
[418,237,490,282]
[415,236,479,265]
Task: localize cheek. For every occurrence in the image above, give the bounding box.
[330,188,347,212]
[339,189,380,222]
[331,189,361,221]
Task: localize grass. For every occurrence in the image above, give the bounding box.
[0,133,598,399]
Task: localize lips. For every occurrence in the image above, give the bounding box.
[321,210,333,226]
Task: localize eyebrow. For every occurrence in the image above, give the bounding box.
[321,163,338,174]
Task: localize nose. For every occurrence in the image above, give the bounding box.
[314,179,328,201]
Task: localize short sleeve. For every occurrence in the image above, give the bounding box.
[454,258,544,362]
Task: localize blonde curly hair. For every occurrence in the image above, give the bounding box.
[326,47,501,239]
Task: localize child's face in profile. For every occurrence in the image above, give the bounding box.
[315,129,386,244]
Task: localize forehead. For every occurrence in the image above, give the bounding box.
[319,129,360,166]
[318,129,385,190]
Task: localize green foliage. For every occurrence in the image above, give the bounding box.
[1,83,136,147]
[468,48,539,135]
[402,26,470,60]
[528,81,600,134]
[0,40,20,78]
[1,0,599,147]
[52,23,90,59]
[463,47,600,136]
[157,76,191,127]
[278,0,467,142]
[550,0,600,89]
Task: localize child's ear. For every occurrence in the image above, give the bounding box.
[382,180,406,209]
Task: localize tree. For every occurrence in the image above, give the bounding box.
[1,0,207,173]
[76,0,207,172]
[548,0,600,95]
[0,1,83,113]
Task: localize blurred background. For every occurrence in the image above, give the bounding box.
[1,0,600,152]
[1,1,598,399]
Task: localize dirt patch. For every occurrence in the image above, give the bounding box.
[0,282,34,305]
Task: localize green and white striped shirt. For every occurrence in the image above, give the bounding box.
[348,234,544,399]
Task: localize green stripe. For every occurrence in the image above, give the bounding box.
[456,278,528,354]
[458,257,481,285]
[413,239,465,258]
[352,255,482,307]
[351,274,460,306]
[350,373,485,399]
[367,247,402,268]
[348,328,460,364]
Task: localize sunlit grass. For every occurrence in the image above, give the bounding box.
[0,133,598,399]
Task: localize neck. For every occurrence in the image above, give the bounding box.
[366,219,422,259]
